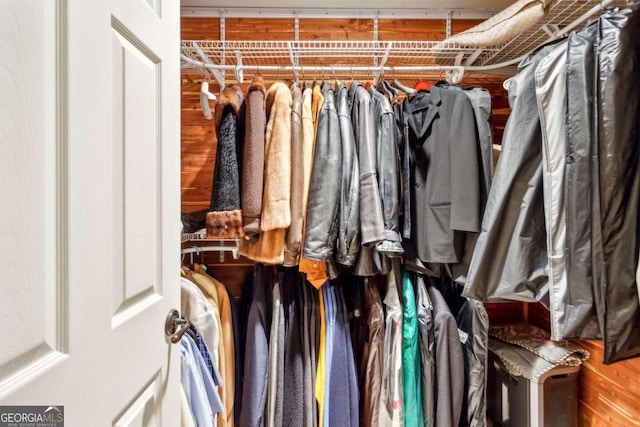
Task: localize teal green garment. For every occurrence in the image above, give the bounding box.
[402,271,424,427]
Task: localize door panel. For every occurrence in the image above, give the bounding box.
[0,0,67,391]
[0,0,181,425]
[111,26,162,324]
[113,373,162,427]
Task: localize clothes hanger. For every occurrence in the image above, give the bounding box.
[200,77,217,120]
[414,79,432,92]
[413,68,431,92]
[381,79,398,101]
[394,78,416,96]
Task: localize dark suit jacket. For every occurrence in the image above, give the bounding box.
[405,85,481,263]
[428,285,465,427]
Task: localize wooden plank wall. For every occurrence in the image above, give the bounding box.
[181,16,640,426]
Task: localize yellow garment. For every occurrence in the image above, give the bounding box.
[301,88,314,216]
[315,288,327,427]
[207,268,236,427]
[190,270,227,427]
[311,85,324,139]
[299,86,329,287]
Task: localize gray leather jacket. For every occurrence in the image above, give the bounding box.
[335,83,361,266]
[303,83,342,262]
[370,89,403,257]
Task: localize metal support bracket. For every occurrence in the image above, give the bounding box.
[446,10,452,38]
[541,23,560,37]
[235,50,243,83]
[374,42,392,82]
[373,10,379,67]
[294,10,300,43]
[288,41,299,82]
[464,48,484,66]
[220,9,226,86]
[193,41,225,89]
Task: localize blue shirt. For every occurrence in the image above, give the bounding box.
[323,283,336,427]
[181,335,224,426]
[189,323,224,386]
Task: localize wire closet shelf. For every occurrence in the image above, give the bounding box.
[181,0,626,85]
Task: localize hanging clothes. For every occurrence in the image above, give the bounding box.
[402,271,424,427]
[181,276,222,376]
[308,280,321,427]
[242,74,267,238]
[378,262,404,426]
[415,275,435,427]
[353,277,384,426]
[563,20,602,340]
[303,82,342,264]
[181,334,223,427]
[314,282,327,427]
[598,6,640,363]
[434,83,493,288]
[226,287,243,425]
[433,277,490,427]
[349,81,386,248]
[461,298,490,427]
[207,85,244,239]
[196,266,236,427]
[239,266,273,427]
[429,284,465,427]
[370,88,403,257]
[281,270,305,427]
[335,82,361,267]
[404,85,481,264]
[335,280,360,427]
[298,86,329,288]
[266,277,285,427]
[239,82,292,264]
[434,82,494,201]
[350,81,390,276]
[321,283,335,427]
[283,86,305,267]
[181,383,198,427]
[535,39,570,341]
[463,40,562,303]
[325,281,359,426]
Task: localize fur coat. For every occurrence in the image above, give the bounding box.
[207,85,244,239]
[242,74,267,238]
[240,81,292,263]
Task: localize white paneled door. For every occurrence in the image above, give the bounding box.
[0,0,181,425]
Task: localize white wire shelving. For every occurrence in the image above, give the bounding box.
[181,0,628,85]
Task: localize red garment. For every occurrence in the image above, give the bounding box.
[414,80,431,92]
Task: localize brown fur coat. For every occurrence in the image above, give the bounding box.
[240,81,292,263]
